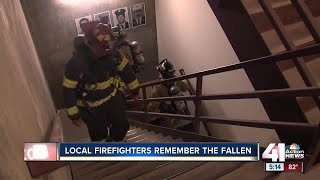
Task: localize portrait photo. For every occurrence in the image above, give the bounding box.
[75,15,93,35]
[94,11,111,26]
[130,3,146,28]
[112,7,130,30]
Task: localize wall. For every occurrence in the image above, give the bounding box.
[0,0,71,180]
[21,0,159,109]
[155,0,280,146]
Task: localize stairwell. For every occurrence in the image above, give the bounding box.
[23,1,320,179]
[63,116,270,180]
[241,0,320,125]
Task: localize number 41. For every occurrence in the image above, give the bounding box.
[262,143,285,162]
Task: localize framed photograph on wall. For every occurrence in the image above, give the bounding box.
[130,3,147,28]
[75,15,93,35]
[111,7,130,30]
[94,11,111,26]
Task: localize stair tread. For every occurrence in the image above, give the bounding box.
[174,120,193,129]
[131,161,205,180]
[99,161,172,180]
[171,162,243,180]
[174,137,184,142]
[73,162,117,178]
[75,161,140,180]
[216,162,274,180]
[126,128,144,136]
[125,129,150,139]
[71,161,97,171]
[125,131,156,142]
[75,127,144,143]
[136,133,164,142]
[157,136,176,142]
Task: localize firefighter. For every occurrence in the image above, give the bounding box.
[110,26,145,113]
[62,21,140,142]
[147,59,190,128]
[111,26,145,95]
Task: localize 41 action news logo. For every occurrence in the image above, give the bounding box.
[262,143,304,162]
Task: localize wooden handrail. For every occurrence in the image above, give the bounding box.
[139,44,320,88]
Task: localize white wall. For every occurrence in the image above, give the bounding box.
[0,0,71,179]
[155,0,280,146]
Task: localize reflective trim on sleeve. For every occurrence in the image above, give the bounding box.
[127,79,139,90]
[67,106,79,116]
[77,88,118,108]
[117,57,129,71]
[63,76,78,89]
[85,77,115,90]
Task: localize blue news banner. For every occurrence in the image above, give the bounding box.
[58,143,259,161]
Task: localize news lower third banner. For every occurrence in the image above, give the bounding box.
[24,142,259,161]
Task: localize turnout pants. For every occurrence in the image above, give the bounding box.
[79,91,130,142]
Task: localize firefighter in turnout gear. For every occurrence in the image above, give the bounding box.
[111,26,145,95]
[147,59,190,128]
[63,21,140,142]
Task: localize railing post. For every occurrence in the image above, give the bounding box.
[306,123,320,171]
[179,69,212,136]
[194,76,203,134]
[142,87,148,120]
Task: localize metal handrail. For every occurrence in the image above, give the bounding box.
[139,44,320,88]
[128,45,320,133]
[127,87,320,103]
[127,44,320,171]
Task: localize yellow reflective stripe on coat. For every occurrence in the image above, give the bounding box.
[116,77,126,88]
[117,57,129,71]
[67,106,79,116]
[85,77,115,90]
[77,88,118,107]
[119,81,126,87]
[127,79,139,90]
[63,76,78,89]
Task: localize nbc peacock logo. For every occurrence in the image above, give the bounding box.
[289,143,300,150]
[285,143,304,159]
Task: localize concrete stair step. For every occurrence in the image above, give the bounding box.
[130,162,206,180]
[72,129,172,179]
[125,131,157,142]
[125,129,150,140]
[75,161,139,180]
[156,135,177,142]
[99,161,173,180]
[126,127,145,137]
[73,162,118,178]
[71,161,97,171]
[98,135,184,179]
[135,133,164,142]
